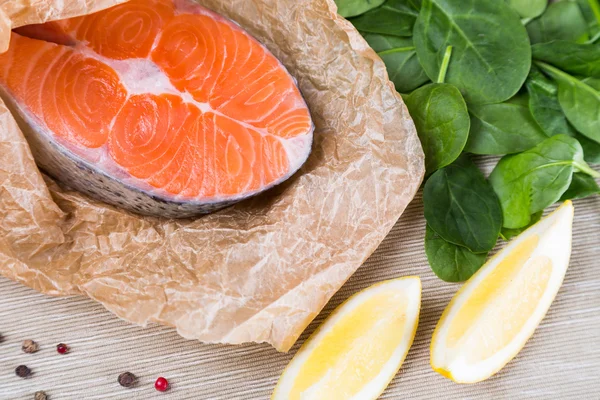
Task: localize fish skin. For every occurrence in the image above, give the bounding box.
[0,86,248,217]
[0,0,314,218]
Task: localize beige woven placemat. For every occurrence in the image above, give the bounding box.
[1,159,599,399]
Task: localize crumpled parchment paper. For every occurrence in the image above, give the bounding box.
[0,0,424,351]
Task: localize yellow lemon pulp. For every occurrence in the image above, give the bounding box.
[290,290,407,399]
[447,235,539,348]
[465,256,552,363]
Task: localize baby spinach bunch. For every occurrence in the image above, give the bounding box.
[336,0,600,282]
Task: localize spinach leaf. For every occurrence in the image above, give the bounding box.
[489,135,600,229]
[505,0,547,19]
[579,135,600,163]
[350,0,420,36]
[583,76,600,90]
[500,211,543,241]
[335,0,386,17]
[562,79,600,162]
[466,99,548,155]
[404,83,469,174]
[424,155,503,253]
[527,1,589,44]
[362,33,429,92]
[526,67,600,163]
[532,41,600,78]
[526,67,578,136]
[506,92,531,107]
[425,225,488,282]
[413,0,531,105]
[577,0,600,38]
[560,173,600,200]
[362,32,411,52]
[538,62,600,144]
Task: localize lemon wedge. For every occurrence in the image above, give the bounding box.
[430,201,574,383]
[272,277,421,400]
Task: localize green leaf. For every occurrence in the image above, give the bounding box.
[583,76,600,90]
[526,67,600,163]
[532,40,600,78]
[578,0,600,24]
[537,62,600,144]
[505,0,547,19]
[465,99,548,155]
[424,155,503,253]
[578,135,600,163]
[527,1,589,44]
[350,0,420,37]
[404,83,469,174]
[577,0,600,38]
[500,211,543,240]
[526,66,578,136]
[489,135,599,229]
[560,173,600,200]
[425,225,488,282]
[413,0,531,105]
[565,79,600,162]
[335,0,386,17]
[506,92,531,107]
[362,33,429,92]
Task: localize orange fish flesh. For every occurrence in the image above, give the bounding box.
[1,0,313,217]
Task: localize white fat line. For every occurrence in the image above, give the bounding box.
[75,43,302,148]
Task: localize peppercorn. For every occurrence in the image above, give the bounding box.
[154,377,169,392]
[34,391,48,400]
[22,340,39,354]
[56,343,69,354]
[15,365,31,378]
[118,372,137,388]
[0,333,4,343]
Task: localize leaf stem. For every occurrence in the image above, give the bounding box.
[588,0,600,26]
[574,161,600,178]
[377,46,415,56]
[536,61,600,97]
[587,30,600,44]
[437,45,453,84]
[535,61,563,80]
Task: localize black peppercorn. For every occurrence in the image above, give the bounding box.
[34,391,48,400]
[15,365,31,378]
[22,339,39,354]
[118,372,137,388]
[0,333,4,343]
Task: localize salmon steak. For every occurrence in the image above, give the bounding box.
[0,0,313,218]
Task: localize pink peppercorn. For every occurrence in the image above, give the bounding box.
[155,377,169,392]
[56,343,69,354]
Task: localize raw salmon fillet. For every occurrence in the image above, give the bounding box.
[0,0,313,218]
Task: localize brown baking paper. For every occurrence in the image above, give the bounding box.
[0,0,424,351]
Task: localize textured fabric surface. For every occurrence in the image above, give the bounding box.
[1,159,599,399]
